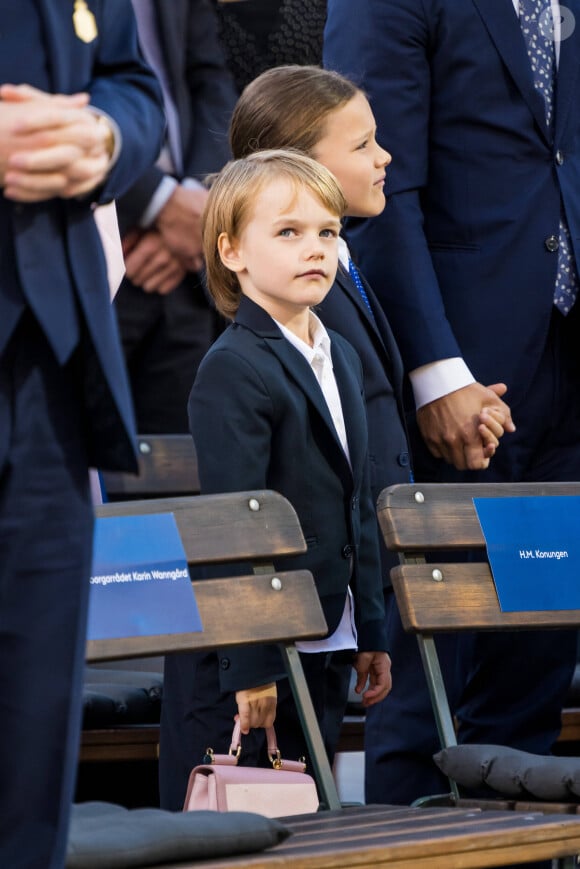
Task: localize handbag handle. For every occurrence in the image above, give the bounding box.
[228,721,307,772]
[229,720,279,759]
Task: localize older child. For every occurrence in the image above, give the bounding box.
[159,150,390,807]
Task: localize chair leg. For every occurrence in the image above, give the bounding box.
[279,643,342,810]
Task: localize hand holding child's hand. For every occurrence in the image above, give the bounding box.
[353,651,392,708]
[235,683,277,734]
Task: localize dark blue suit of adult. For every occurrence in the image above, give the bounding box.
[0,2,164,866]
[159,294,388,809]
[324,0,580,804]
[115,0,238,433]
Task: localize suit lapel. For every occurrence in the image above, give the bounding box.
[336,263,376,330]
[235,298,355,481]
[35,0,71,90]
[330,338,367,484]
[470,0,552,144]
[554,0,580,138]
[335,266,405,398]
[154,0,186,117]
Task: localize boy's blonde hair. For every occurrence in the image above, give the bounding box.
[230,65,361,159]
[202,149,347,319]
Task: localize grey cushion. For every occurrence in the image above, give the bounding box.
[520,756,574,800]
[82,669,163,727]
[67,802,291,869]
[433,744,519,790]
[434,744,580,801]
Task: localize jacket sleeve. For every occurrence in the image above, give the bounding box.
[323,0,462,371]
[189,347,286,692]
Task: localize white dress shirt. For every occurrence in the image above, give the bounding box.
[274,311,357,653]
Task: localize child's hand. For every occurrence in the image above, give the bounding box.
[235,683,277,734]
[478,384,516,459]
[478,405,508,458]
[352,651,392,708]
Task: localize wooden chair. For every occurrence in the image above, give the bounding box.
[74,803,580,868]
[77,485,580,869]
[377,481,580,813]
[86,489,341,810]
[100,434,200,500]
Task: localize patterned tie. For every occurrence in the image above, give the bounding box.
[519,0,578,313]
[348,258,375,320]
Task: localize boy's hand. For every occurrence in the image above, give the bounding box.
[353,651,392,708]
[235,683,277,734]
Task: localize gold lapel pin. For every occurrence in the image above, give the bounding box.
[73,0,98,44]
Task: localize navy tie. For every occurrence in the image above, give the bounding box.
[519,0,578,314]
[348,258,375,319]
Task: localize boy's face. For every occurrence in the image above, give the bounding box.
[312,92,391,218]
[220,178,341,326]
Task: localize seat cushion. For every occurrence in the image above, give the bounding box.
[434,744,580,801]
[82,668,163,727]
[67,802,290,869]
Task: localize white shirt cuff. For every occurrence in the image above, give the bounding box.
[88,107,122,170]
[410,358,476,409]
[138,175,179,228]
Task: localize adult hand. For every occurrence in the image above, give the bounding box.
[353,651,392,708]
[235,683,277,735]
[123,229,187,294]
[0,84,114,200]
[155,183,208,272]
[417,382,515,471]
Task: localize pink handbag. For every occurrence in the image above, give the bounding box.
[183,722,320,817]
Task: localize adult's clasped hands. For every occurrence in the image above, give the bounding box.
[0,83,114,202]
[417,381,517,471]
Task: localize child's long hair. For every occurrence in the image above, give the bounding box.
[229,65,360,159]
[202,149,347,319]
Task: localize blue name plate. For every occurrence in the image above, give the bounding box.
[473,496,580,612]
[88,513,202,640]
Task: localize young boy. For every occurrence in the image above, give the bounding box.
[160,150,390,804]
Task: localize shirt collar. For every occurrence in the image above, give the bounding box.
[274,310,333,365]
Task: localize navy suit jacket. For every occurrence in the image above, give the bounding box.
[188,295,387,691]
[2,0,165,471]
[324,0,580,406]
[316,265,411,582]
[117,0,238,231]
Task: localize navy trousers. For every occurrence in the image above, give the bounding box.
[0,316,93,869]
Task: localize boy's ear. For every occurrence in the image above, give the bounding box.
[218,232,245,273]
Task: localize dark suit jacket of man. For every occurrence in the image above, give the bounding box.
[188,295,388,692]
[324,0,580,409]
[316,265,411,583]
[1,0,165,472]
[117,0,237,230]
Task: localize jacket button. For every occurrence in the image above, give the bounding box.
[342,544,354,559]
[545,235,559,252]
[555,150,564,166]
[397,452,410,467]
[219,657,230,670]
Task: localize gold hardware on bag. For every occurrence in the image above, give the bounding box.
[270,749,282,770]
[73,1,98,43]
